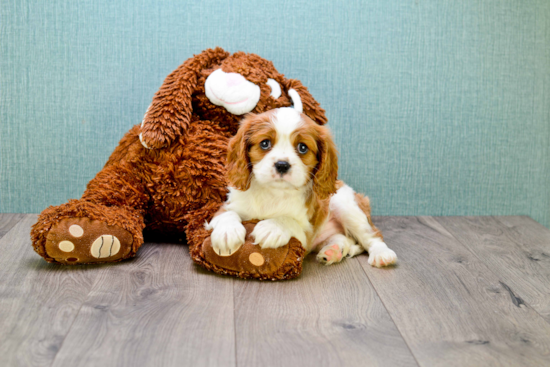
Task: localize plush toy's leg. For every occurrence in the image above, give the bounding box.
[31,163,148,264]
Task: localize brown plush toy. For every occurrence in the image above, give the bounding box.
[31,47,326,280]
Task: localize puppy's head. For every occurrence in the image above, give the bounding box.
[227,108,338,199]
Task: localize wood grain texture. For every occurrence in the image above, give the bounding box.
[359,216,550,367]
[233,256,418,367]
[49,242,236,367]
[3,214,550,367]
[0,214,98,367]
[0,213,26,239]
[435,216,550,323]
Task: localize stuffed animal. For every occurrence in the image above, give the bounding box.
[31,47,326,280]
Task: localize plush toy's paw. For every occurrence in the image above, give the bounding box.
[201,221,306,280]
[251,219,292,249]
[45,218,134,264]
[368,244,397,268]
[138,129,168,150]
[210,222,246,256]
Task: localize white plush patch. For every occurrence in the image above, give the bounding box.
[139,133,150,149]
[288,88,303,113]
[90,235,121,259]
[140,104,151,128]
[205,69,261,115]
[58,240,75,252]
[267,78,281,98]
[69,224,84,238]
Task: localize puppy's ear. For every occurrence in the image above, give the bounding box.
[226,115,254,190]
[313,125,339,200]
[139,47,230,149]
[283,79,328,126]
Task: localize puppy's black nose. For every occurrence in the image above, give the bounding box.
[274,161,291,174]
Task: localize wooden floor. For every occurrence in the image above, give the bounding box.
[1,214,549,367]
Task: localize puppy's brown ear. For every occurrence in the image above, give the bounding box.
[226,115,254,190]
[283,79,328,126]
[139,47,230,149]
[313,125,339,200]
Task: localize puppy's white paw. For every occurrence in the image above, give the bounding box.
[251,219,291,249]
[368,245,397,267]
[210,223,246,256]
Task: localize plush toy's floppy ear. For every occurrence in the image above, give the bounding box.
[226,115,253,190]
[313,125,339,200]
[139,47,230,149]
[283,79,328,126]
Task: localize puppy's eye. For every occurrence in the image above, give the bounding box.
[297,143,308,154]
[260,139,272,150]
[266,79,282,99]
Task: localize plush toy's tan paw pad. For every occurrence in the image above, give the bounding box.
[90,235,121,258]
[45,218,133,264]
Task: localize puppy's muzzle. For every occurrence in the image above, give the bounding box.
[274,161,291,174]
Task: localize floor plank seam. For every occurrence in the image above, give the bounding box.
[0,214,26,241]
[355,258,422,367]
[435,216,550,327]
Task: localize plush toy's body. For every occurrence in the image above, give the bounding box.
[31,47,326,280]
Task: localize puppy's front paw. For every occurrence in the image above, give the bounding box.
[251,219,291,249]
[368,245,397,267]
[210,223,246,256]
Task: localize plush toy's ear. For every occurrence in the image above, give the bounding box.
[283,79,328,126]
[139,47,230,149]
[313,124,339,200]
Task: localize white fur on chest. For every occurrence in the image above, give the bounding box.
[225,180,312,233]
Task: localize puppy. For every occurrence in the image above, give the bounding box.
[206,108,397,267]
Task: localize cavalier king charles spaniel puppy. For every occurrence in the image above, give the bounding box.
[206,107,397,267]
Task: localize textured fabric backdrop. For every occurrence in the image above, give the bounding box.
[1,0,549,227]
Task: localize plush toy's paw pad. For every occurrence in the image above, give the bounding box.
[90,235,121,259]
[45,218,134,264]
[368,246,397,268]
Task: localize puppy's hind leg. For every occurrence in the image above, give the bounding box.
[330,184,397,267]
[316,234,361,265]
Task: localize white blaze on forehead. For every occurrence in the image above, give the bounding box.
[272,107,303,139]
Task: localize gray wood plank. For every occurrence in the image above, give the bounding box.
[0,213,26,239]
[0,214,98,367]
[435,216,550,323]
[359,216,550,367]
[234,256,418,367]
[50,242,236,367]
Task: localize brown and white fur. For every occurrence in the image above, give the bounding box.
[206,108,397,267]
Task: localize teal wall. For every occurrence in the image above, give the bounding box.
[1,0,549,227]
